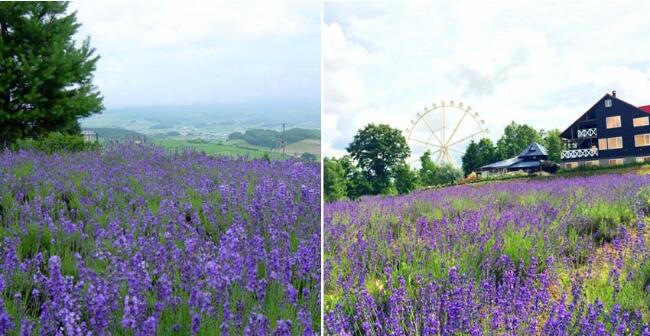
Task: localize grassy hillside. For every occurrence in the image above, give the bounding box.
[285,138,321,156]
[153,138,287,159]
[84,127,147,141]
[228,128,320,149]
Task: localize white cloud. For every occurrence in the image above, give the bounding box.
[70,1,320,107]
[323,2,650,163]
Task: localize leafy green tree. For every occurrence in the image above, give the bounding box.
[0,2,103,145]
[476,138,497,166]
[394,163,419,195]
[347,124,410,195]
[434,163,463,185]
[419,150,439,186]
[462,138,498,175]
[461,141,481,175]
[420,150,463,186]
[496,122,541,160]
[338,155,371,199]
[324,157,347,202]
[541,129,563,163]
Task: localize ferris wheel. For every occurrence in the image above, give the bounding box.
[404,100,488,166]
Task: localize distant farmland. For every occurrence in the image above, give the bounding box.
[227,128,320,156]
[83,127,319,160]
[153,138,288,159]
[286,139,321,157]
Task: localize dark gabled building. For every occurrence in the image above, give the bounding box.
[479,142,558,175]
[560,91,650,168]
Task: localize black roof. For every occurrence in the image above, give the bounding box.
[517,142,548,158]
[560,93,649,138]
[479,157,522,170]
[479,141,550,171]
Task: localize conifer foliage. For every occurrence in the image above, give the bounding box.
[0,2,103,144]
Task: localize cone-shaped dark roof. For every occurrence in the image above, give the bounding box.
[517,142,548,158]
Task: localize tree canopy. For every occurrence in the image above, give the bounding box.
[394,163,418,195]
[419,150,462,186]
[541,129,563,163]
[462,141,481,175]
[326,121,563,200]
[462,138,498,175]
[324,157,347,202]
[496,122,541,159]
[461,122,563,175]
[346,124,410,195]
[0,2,103,144]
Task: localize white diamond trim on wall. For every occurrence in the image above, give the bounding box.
[561,148,599,160]
[577,128,597,138]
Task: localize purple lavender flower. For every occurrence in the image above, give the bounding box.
[1,144,320,334]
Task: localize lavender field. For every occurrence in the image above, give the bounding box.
[0,145,320,335]
[325,171,650,335]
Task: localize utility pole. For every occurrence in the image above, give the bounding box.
[281,123,286,155]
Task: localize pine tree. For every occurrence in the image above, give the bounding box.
[0,2,103,145]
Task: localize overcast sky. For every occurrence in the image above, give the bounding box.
[71,1,320,109]
[323,2,650,159]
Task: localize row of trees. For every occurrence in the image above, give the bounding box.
[324,124,464,201]
[461,122,563,175]
[228,128,320,149]
[325,121,564,202]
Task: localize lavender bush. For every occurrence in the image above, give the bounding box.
[325,172,650,335]
[0,144,320,335]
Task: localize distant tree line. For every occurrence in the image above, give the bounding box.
[85,127,147,141]
[324,121,564,202]
[324,124,464,202]
[228,128,320,149]
[461,122,563,175]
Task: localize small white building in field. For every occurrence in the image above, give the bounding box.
[81,130,98,142]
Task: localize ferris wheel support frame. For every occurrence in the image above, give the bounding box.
[405,100,488,166]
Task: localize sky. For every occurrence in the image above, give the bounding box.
[70,1,321,109]
[323,2,650,161]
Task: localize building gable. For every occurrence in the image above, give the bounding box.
[560,91,650,164]
[561,93,649,139]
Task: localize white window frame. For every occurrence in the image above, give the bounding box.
[607,136,623,149]
[605,99,612,107]
[633,116,650,127]
[606,115,621,129]
[585,160,600,167]
[598,138,608,150]
[635,133,650,147]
